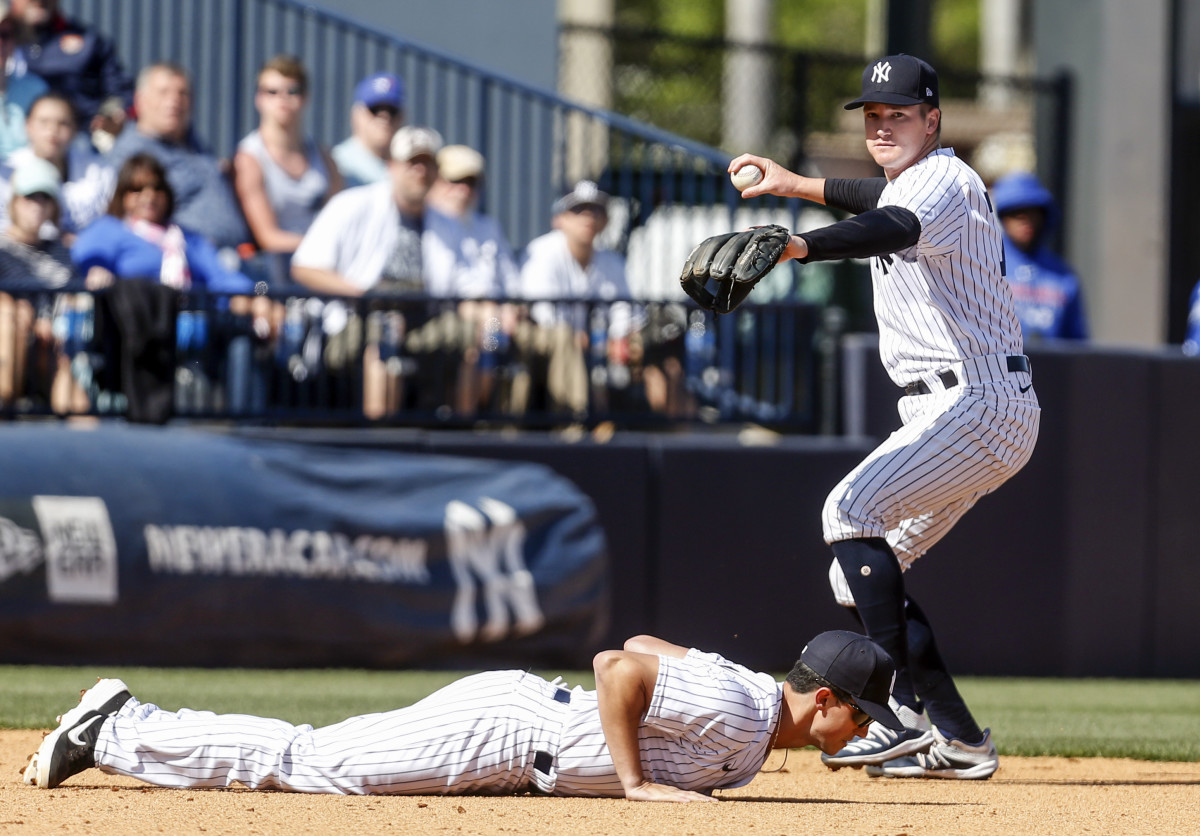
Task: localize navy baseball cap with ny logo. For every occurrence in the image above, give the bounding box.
[844,54,939,110]
[801,630,905,730]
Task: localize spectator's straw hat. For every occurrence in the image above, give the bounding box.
[390,126,443,162]
[11,157,62,200]
[354,72,405,110]
[437,145,484,182]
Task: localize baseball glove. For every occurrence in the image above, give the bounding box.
[679,224,791,314]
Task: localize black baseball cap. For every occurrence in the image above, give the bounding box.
[801,630,905,730]
[844,54,939,110]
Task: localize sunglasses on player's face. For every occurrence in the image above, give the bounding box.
[819,677,873,729]
[840,694,873,730]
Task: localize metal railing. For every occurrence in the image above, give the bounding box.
[36,2,861,432]
[0,287,843,433]
[61,0,812,263]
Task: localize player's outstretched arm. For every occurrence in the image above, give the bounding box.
[728,153,826,204]
[594,649,718,803]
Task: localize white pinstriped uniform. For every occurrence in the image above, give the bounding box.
[825,148,1041,602]
[94,649,782,797]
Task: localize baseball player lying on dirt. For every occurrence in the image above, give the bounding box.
[24,630,901,802]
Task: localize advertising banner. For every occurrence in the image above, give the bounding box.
[0,425,609,668]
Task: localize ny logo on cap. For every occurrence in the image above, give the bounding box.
[872,61,892,84]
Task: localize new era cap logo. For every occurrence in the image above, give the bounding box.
[872,61,892,83]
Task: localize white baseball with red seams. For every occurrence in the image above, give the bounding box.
[730,164,763,191]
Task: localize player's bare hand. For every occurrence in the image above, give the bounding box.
[728,154,800,200]
[781,234,808,263]
[624,781,719,803]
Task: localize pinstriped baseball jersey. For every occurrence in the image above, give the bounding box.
[821,146,1041,580]
[552,650,781,796]
[94,649,782,796]
[873,148,1023,386]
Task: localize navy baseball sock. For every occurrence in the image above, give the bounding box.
[830,537,920,711]
[905,595,984,744]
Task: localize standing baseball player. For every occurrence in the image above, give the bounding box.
[729,54,1040,780]
[26,630,902,800]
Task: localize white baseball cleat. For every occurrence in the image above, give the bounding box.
[821,698,933,769]
[865,726,999,780]
[24,678,131,789]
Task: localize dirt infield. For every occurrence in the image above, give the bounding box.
[3,730,1198,835]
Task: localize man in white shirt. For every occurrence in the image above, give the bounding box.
[291,126,487,298]
[292,126,493,418]
[519,180,629,315]
[516,181,634,415]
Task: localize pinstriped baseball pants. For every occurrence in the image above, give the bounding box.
[824,375,1040,604]
[95,670,570,795]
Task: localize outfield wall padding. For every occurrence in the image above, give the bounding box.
[1,341,1197,676]
[0,425,609,668]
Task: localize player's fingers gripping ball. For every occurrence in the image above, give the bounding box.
[679,224,791,314]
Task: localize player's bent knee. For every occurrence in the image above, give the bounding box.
[821,495,884,545]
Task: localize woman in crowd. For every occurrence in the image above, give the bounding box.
[71,153,261,415]
[234,54,340,288]
[71,153,252,293]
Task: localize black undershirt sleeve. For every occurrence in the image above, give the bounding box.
[823,177,887,215]
[796,206,922,263]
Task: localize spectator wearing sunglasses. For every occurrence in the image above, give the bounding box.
[427,144,518,298]
[330,72,405,189]
[426,144,520,412]
[71,153,251,293]
[234,54,341,289]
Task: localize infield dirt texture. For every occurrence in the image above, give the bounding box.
[3,731,1197,835]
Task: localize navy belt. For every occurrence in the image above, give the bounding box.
[533,688,572,776]
[903,355,1029,396]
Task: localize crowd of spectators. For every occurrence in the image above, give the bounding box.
[0,0,1106,424]
[0,0,653,421]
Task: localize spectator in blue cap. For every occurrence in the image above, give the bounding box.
[991,170,1087,341]
[331,72,405,188]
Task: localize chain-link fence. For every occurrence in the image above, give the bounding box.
[561,24,1071,196]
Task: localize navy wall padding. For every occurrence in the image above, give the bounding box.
[3,339,1200,675]
[0,425,609,668]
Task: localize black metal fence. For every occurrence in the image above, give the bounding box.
[0,286,844,433]
[564,24,1073,206]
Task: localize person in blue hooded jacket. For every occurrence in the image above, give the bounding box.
[1182,280,1200,355]
[991,171,1087,341]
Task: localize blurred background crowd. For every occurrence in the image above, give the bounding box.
[0,0,1193,431]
